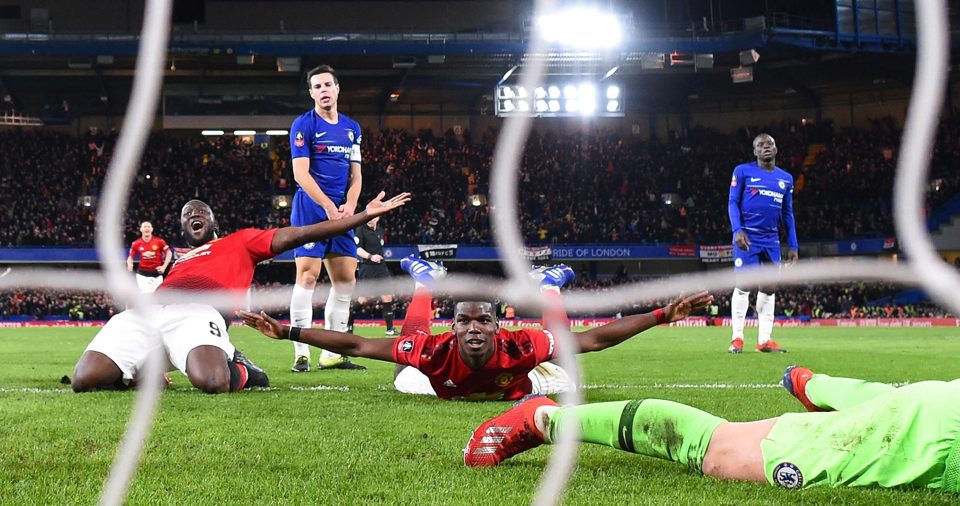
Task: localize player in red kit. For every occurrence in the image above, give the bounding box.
[239,257,713,401]
[126,221,172,293]
[71,191,410,394]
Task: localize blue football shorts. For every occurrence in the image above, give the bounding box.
[733,241,781,272]
[290,190,357,259]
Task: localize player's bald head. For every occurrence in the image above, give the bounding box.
[181,200,214,219]
[753,133,776,149]
[455,301,496,318]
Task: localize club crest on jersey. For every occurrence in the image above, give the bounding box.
[778,180,786,189]
[347,130,354,142]
[494,373,513,387]
[303,242,315,250]
[773,462,803,489]
[294,131,305,148]
[399,339,414,352]
[734,258,743,267]
[730,175,737,187]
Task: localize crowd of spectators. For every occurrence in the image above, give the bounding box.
[0,289,118,321]
[2,111,960,248]
[0,127,283,247]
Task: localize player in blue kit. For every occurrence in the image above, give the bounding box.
[727,133,798,353]
[288,64,366,371]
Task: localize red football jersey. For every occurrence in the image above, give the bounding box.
[393,328,556,400]
[159,228,277,293]
[128,237,170,273]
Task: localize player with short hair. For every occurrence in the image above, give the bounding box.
[465,366,960,495]
[71,191,409,394]
[240,258,713,401]
[727,133,798,353]
[288,64,366,372]
[126,221,172,294]
[347,215,397,338]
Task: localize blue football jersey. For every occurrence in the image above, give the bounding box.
[728,162,798,249]
[289,110,362,203]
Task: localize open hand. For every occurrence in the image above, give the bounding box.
[366,191,412,217]
[663,291,714,322]
[237,310,285,340]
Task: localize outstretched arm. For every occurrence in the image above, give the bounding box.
[238,310,396,362]
[269,191,410,254]
[574,291,713,353]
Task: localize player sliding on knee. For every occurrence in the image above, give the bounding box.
[240,257,712,401]
[71,191,410,394]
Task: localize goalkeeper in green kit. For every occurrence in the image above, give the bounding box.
[464,365,960,494]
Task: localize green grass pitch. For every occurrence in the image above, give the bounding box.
[1,325,958,505]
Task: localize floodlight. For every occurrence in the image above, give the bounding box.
[534,87,547,99]
[602,66,619,79]
[517,100,530,112]
[502,100,515,112]
[265,130,288,136]
[536,8,624,48]
[536,100,549,112]
[233,130,256,136]
[606,100,620,112]
[580,98,596,115]
[606,85,620,99]
[201,130,224,136]
[499,86,516,99]
[565,99,579,112]
[563,85,578,99]
[549,100,561,112]
[548,86,561,99]
[516,87,529,98]
[578,83,595,99]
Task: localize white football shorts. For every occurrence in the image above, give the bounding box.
[84,303,235,383]
[135,273,163,294]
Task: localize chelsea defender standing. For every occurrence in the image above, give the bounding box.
[727,134,798,353]
[288,64,365,371]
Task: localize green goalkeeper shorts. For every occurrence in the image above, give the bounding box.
[760,380,960,492]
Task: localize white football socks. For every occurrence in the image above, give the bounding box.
[290,284,314,359]
[320,285,353,363]
[731,288,750,342]
[756,291,776,345]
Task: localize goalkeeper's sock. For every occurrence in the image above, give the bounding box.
[805,374,896,411]
[544,400,726,473]
[290,284,314,360]
[731,288,750,341]
[756,291,775,345]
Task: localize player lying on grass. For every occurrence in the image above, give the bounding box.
[464,366,960,495]
[71,191,410,394]
[239,257,713,401]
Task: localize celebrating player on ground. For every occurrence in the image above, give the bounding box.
[240,257,713,401]
[127,220,172,294]
[71,191,409,394]
[727,133,798,353]
[465,366,960,495]
[288,64,365,372]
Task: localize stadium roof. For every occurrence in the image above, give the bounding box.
[0,1,956,117]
